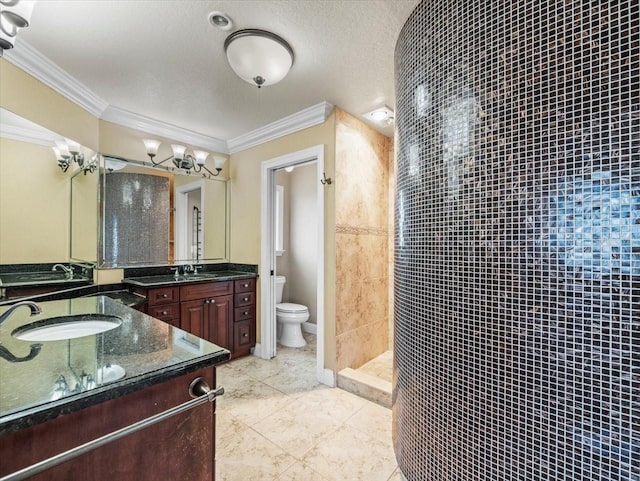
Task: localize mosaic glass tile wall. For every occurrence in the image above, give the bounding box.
[102,172,169,266]
[393,1,640,480]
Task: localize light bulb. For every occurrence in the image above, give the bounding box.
[194,150,209,166]
[55,140,70,158]
[213,156,226,170]
[143,139,161,157]
[171,144,186,161]
[65,138,81,155]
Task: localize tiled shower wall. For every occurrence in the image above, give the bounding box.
[335,108,392,371]
[102,172,169,266]
[394,1,639,481]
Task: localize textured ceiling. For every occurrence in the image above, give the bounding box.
[18,0,420,141]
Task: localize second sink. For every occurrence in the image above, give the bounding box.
[12,314,122,342]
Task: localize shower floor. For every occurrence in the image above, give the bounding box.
[337,350,393,407]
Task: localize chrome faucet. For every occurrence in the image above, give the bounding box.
[0,301,42,327]
[52,264,74,279]
[0,301,43,363]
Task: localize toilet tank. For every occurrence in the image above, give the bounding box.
[275,276,286,303]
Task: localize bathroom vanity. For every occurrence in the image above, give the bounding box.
[125,272,257,360]
[0,296,230,480]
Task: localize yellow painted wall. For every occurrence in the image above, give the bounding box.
[0,59,99,266]
[0,138,70,263]
[69,168,98,263]
[229,111,337,370]
[98,120,229,177]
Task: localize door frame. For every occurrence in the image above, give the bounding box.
[175,179,204,262]
[257,144,333,386]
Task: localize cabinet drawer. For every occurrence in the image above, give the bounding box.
[148,303,180,322]
[233,319,255,352]
[147,287,180,306]
[181,281,233,301]
[234,278,255,293]
[234,305,255,322]
[234,291,255,307]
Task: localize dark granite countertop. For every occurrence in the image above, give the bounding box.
[0,272,92,288]
[0,296,230,435]
[123,270,257,287]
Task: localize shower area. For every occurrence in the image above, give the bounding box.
[334,108,395,407]
[395,1,639,480]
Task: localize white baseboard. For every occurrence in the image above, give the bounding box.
[318,368,335,387]
[302,321,317,335]
[252,343,269,360]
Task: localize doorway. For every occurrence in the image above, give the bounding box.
[258,144,333,386]
[175,180,204,262]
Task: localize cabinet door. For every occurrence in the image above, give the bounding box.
[206,295,232,350]
[180,300,206,339]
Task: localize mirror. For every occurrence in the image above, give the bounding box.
[94,155,229,268]
[0,108,97,266]
[0,108,229,271]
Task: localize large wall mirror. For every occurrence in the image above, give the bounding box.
[94,155,229,268]
[0,108,98,266]
[1,108,229,270]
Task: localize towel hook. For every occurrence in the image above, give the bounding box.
[320,172,332,185]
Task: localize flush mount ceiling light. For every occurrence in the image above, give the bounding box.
[224,29,294,88]
[364,105,395,125]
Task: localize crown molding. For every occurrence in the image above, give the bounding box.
[4,40,109,118]
[227,101,335,154]
[0,122,60,146]
[101,106,229,154]
[3,40,333,155]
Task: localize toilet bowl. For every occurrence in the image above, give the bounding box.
[275,276,308,348]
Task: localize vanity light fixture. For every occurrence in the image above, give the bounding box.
[224,29,294,88]
[142,139,225,176]
[52,138,97,174]
[0,0,36,57]
[364,105,395,125]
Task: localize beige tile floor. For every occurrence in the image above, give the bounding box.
[215,334,401,481]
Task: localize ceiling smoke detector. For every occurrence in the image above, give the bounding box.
[208,11,233,31]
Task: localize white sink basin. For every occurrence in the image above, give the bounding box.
[12,314,122,342]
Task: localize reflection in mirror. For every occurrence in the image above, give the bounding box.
[0,108,97,266]
[98,155,228,268]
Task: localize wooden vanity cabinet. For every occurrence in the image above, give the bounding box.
[232,279,256,358]
[0,367,217,481]
[180,282,233,350]
[134,278,256,358]
[140,286,180,327]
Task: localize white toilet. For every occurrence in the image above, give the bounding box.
[275,276,308,348]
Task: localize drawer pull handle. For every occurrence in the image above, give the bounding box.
[243,333,248,337]
[161,293,168,298]
[243,297,249,302]
[204,299,210,304]
[161,311,168,316]
[243,283,249,288]
[210,299,216,304]
[243,311,249,316]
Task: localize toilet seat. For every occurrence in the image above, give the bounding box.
[276,303,308,314]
